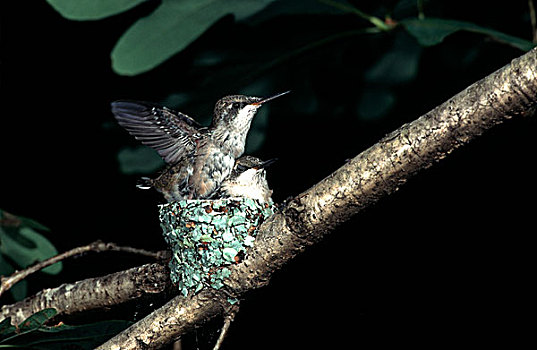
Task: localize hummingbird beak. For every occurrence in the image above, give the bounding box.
[257,158,278,169]
[250,91,290,106]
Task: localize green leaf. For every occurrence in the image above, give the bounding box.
[117,146,164,175]
[364,32,421,85]
[45,0,147,20]
[0,227,62,275]
[16,216,50,232]
[402,18,535,51]
[0,318,16,337]
[0,310,131,349]
[248,0,343,24]
[10,280,28,302]
[0,250,28,301]
[0,252,14,275]
[111,0,277,75]
[401,18,458,46]
[356,89,396,120]
[18,308,57,332]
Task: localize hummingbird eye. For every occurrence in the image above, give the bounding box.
[232,102,248,110]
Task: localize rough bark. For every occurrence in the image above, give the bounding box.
[2,47,536,348]
[225,45,537,294]
[0,240,164,298]
[97,47,537,349]
[96,289,230,349]
[1,263,169,324]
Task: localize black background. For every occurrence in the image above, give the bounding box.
[1,1,535,348]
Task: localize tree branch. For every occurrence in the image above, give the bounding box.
[1,263,169,324]
[2,48,536,348]
[227,45,537,294]
[0,240,166,297]
[97,47,537,349]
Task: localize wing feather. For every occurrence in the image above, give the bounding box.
[111,100,203,164]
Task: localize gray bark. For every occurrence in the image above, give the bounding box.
[1,263,168,324]
[2,47,536,349]
[225,45,537,294]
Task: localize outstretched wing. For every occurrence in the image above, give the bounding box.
[112,100,203,164]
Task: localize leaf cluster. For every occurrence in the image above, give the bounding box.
[0,308,131,350]
[43,1,536,172]
[45,0,534,76]
[0,210,62,301]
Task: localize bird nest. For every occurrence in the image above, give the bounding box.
[159,198,274,297]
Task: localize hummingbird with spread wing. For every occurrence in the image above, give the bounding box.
[111,92,288,201]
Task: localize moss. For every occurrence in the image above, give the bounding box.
[159,198,274,296]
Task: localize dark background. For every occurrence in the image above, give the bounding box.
[1,1,535,348]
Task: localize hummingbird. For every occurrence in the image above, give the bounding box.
[111,91,289,201]
[216,155,276,204]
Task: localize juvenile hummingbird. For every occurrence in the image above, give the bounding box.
[216,155,276,204]
[111,91,288,201]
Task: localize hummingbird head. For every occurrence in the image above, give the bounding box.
[232,156,277,191]
[212,91,290,130]
[220,156,276,203]
[234,156,277,173]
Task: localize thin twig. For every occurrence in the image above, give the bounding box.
[417,0,425,19]
[529,0,537,43]
[212,304,240,350]
[318,0,393,31]
[1,263,169,324]
[250,28,379,81]
[172,340,182,350]
[0,240,165,297]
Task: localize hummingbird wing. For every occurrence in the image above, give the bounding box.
[111,100,203,164]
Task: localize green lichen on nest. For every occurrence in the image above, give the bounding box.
[159,198,274,297]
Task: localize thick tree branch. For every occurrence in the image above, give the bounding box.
[97,47,537,348]
[227,45,537,294]
[97,289,230,349]
[2,49,537,349]
[1,263,169,324]
[0,240,165,297]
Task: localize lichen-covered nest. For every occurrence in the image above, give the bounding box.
[159,198,274,296]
